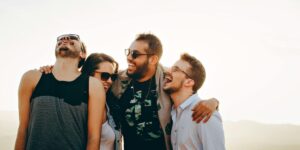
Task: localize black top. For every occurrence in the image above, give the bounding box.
[26,73,89,150]
[119,76,166,150]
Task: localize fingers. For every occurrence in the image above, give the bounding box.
[194,111,210,123]
[192,104,203,121]
[203,112,212,123]
[38,65,53,74]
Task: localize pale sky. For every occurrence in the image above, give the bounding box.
[0,0,299,125]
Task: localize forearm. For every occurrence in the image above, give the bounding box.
[15,127,27,150]
[86,135,100,150]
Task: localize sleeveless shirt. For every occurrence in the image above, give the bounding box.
[26,73,89,150]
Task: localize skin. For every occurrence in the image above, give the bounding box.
[127,40,218,123]
[163,60,196,108]
[15,70,41,150]
[94,61,115,92]
[15,37,105,150]
[93,61,115,124]
[126,40,158,82]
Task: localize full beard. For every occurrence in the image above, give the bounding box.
[126,60,149,80]
[56,46,80,58]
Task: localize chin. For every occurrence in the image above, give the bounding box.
[163,88,173,94]
[126,70,135,77]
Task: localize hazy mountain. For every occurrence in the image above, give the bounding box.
[1,111,299,150]
[224,121,300,150]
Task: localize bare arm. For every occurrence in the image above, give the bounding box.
[192,98,219,123]
[15,70,41,150]
[86,77,106,150]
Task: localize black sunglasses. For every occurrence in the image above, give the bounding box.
[57,34,80,41]
[125,49,154,59]
[95,71,118,81]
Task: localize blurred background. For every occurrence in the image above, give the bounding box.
[1,0,299,149]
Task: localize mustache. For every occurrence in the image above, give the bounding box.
[58,47,69,51]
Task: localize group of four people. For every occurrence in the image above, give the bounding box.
[15,33,225,150]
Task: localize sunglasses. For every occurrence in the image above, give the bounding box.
[57,34,80,41]
[125,49,154,59]
[94,71,118,81]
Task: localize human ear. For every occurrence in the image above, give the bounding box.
[149,55,159,65]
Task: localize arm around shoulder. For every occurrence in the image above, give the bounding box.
[192,97,220,123]
[87,77,106,150]
[15,70,42,150]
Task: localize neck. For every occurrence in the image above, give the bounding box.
[52,57,81,80]
[171,88,193,109]
[136,66,156,82]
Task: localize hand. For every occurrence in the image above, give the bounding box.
[192,98,219,123]
[39,65,53,74]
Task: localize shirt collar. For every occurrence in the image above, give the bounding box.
[179,93,199,110]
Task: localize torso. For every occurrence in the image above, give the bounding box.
[119,77,166,150]
[26,73,89,150]
[100,104,116,150]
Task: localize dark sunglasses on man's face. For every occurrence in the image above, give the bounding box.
[57,34,80,41]
[95,71,118,81]
[125,49,154,59]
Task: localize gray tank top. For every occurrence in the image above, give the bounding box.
[26,73,89,150]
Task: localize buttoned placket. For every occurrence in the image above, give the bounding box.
[173,107,184,150]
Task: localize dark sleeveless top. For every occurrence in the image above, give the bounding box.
[26,73,89,150]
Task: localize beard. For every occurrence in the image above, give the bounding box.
[163,80,184,94]
[55,46,80,58]
[126,59,149,80]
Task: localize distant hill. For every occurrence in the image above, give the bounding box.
[1,111,299,150]
[224,120,300,150]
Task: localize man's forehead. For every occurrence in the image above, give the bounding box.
[130,40,149,52]
[173,60,190,69]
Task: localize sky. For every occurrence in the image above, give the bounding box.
[0,0,299,125]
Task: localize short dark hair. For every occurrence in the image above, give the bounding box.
[81,53,118,76]
[180,53,206,92]
[135,33,163,60]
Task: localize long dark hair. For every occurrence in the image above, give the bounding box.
[81,53,119,76]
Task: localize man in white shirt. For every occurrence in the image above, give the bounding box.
[163,53,225,150]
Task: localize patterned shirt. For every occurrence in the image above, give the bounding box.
[119,77,166,150]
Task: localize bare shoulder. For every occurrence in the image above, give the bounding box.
[89,77,102,86]
[21,69,42,84]
[88,77,105,101]
[88,76,104,91]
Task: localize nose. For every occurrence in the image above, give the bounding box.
[164,68,172,78]
[107,77,113,85]
[127,53,133,62]
[166,67,172,74]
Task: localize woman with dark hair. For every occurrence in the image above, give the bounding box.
[82,53,122,150]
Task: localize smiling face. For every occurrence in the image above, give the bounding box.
[55,34,85,59]
[163,60,193,94]
[93,61,115,92]
[126,40,152,80]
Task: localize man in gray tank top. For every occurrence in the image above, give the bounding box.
[15,34,106,150]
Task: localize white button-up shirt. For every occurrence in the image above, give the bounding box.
[171,94,226,150]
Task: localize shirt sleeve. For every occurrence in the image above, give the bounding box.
[197,111,226,150]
